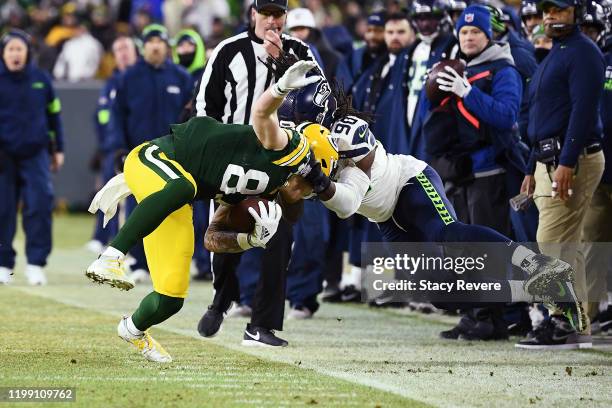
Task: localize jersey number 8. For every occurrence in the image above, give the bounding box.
[220,164,270,195]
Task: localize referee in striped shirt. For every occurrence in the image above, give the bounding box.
[196,0,324,347]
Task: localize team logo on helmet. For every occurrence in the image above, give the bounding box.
[313,81,332,107]
[465,13,474,23]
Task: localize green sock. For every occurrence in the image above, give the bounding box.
[131,291,184,331]
[111,178,195,254]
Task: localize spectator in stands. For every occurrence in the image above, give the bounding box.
[336,11,387,93]
[0,30,64,285]
[107,24,192,283]
[286,7,342,79]
[53,18,103,81]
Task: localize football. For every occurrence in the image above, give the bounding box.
[425,59,467,104]
[224,197,268,233]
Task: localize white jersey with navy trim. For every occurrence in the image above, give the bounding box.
[330,116,427,222]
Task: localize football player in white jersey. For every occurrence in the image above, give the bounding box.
[279,80,587,334]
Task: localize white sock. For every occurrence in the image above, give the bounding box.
[509,280,535,302]
[350,265,362,290]
[126,316,143,337]
[102,246,125,258]
[511,245,536,268]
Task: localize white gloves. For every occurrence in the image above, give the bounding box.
[436,66,472,98]
[238,201,283,249]
[271,60,322,98]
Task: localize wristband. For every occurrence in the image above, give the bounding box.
[237,233,253,250]
[270,83,288,99]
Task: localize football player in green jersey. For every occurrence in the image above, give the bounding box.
[85,60,326,363]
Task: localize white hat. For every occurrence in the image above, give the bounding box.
[286,8,316,30]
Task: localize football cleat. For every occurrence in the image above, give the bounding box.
[521,254,574,302]
[117,316,172,363]
[85,255,134,291]
[25,264,47,286]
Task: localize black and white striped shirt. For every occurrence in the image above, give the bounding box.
[195,29,322,125]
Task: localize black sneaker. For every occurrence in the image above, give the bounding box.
[592,306,612,335]
[241,324,288,347]
[440,309,509,341]
[440,311,478,339]
[457,308,509,341]
[321,285,342,303]
[197,305,225,338]
[515,315,592,349]
[340,285,361,303]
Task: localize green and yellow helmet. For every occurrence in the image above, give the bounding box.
[296,122,338,177]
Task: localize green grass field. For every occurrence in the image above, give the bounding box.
[1,214,610,407]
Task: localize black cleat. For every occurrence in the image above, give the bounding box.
[515,315,592,349]
[592,306,612,335]
[321,285,342,303]
[197,305,225,338]
[340,285,361,303]
[241,324,288,347]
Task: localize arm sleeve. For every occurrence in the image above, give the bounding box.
[559,48,605,167]
[45,75,64,152]
[106,75,128,152]
[195,46,227,119]
[95,81,112,147]
[322,165,370,219]
[463,67,522,131]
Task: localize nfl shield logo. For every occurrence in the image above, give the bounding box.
[465,13,474,23]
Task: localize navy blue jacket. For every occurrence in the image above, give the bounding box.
[502,30,537,142]
[600,39,612,184]
[352,51,411,155]
[96,69,121,153]
[526,28,606,173]
[0,61,64,158]
[108,58,192,151]
[336,46,385,93]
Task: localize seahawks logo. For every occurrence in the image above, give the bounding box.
[313,81,331,107]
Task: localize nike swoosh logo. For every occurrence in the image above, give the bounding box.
[245,330,260,341]
[551,333,571,342]
[359,130,367,139]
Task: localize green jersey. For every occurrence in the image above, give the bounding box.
[154,116,309,204]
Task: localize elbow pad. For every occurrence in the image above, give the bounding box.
[323,166,369,219]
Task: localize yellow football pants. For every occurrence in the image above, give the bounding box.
[123,143,197,298]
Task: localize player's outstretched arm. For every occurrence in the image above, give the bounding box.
[315,150,375,219]
[251,60,321,150]
[204,205,245,253]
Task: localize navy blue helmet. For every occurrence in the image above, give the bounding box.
[277,80,337,129]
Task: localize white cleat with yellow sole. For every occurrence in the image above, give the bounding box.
[117,316,172,363]
[85,255,134,291]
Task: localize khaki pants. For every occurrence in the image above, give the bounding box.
[534,151,605,330]
[581,182,612,319]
